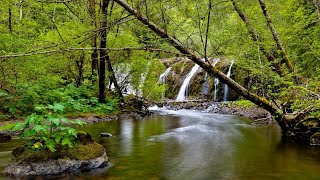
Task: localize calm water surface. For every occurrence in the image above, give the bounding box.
[1,109,320,179]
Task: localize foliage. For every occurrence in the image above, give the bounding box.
[13,103,86,152]
[231,100,256,109]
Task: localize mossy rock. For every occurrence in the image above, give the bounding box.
[4,132,108,176]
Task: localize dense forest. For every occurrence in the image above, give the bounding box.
[0,0,320,140]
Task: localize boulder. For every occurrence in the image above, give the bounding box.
[3,132,108,176]
[100,132,112,137]
[310,132,320,146]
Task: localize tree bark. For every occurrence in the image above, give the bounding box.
[258,0,295,73]
[88,0,99,76]
[230,0,283,75]
[99,0,109,103]
[99,0,124,103]
[113,0,289,132]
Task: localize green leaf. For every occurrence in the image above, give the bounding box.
[47,115,61,126]
[13,122,24,131]
[52,102,65,113]
[62,138,73,147]
[24,129,36,137]
[33,142,43,149]
[33,125,45,132]
[54,134,62,143]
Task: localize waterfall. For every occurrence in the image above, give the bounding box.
[223,60,235,102]
[201,73,209,95]
[159,67,172,84]
[202,59,219,96]
[176,64,200,101]
[159,67,172,99]
[113,64,136,95]
[214,78,219,101]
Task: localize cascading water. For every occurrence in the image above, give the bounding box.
[223,60,235,102]
[176,64,201,101]
[201,73,209,95]
[114,64,135,95]
[214,78,219,101]
[159,67,172,84]
[159,67,172,99]
[202,58,220,96]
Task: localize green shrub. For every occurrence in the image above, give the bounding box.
[13,103,86,152]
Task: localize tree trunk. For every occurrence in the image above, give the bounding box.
[99,0,124,103]
[88,0,99,77]
[99,0,109,103]
[113,0,289,132]
[258,0,295,73]
[106,54,124,102]
[230,0,283,75]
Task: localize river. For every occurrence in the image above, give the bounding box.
[1,109,320,179]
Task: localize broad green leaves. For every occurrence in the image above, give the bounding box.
[13,104,86,152]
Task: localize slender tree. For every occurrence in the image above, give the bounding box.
[99,0,123,103]
[258,0,294,73]
[88,0,99,76]
[230,0,283,75]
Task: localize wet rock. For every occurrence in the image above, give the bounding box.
[100,132,112,137]
[310,132,320,146]
[3,132,108,176]
[0,133,11,142]
[3,152,108,176]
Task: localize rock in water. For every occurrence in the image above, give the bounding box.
[100,132,112,137]
[3,152,108,176]
[3,132,108,176]
[310,132,320,146]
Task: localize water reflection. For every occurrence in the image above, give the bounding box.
[120,119,133,156]
[1,110,320,180]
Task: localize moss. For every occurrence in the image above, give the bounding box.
[67,143,106,160]
[11,132,106,162]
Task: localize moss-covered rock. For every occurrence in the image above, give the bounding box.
[310,132,320,145]
[3,132,108,176]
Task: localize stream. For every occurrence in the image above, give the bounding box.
[1,109,320,179]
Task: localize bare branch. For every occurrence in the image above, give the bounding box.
[0,47,179,59]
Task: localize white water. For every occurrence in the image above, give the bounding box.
[223,60,235,102]
[114,64,135,95]
[202,58,220,96]
[201,73,209,95]
[159,67,172,84]
[176,64,200,101]
[214,78,219,101]
[159,67,172,99]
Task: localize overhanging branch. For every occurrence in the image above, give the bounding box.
[0,47,180,59]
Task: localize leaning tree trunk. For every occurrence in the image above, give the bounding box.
[258,0,295,73]
[113,0,290,132]
[230,0,283,76]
